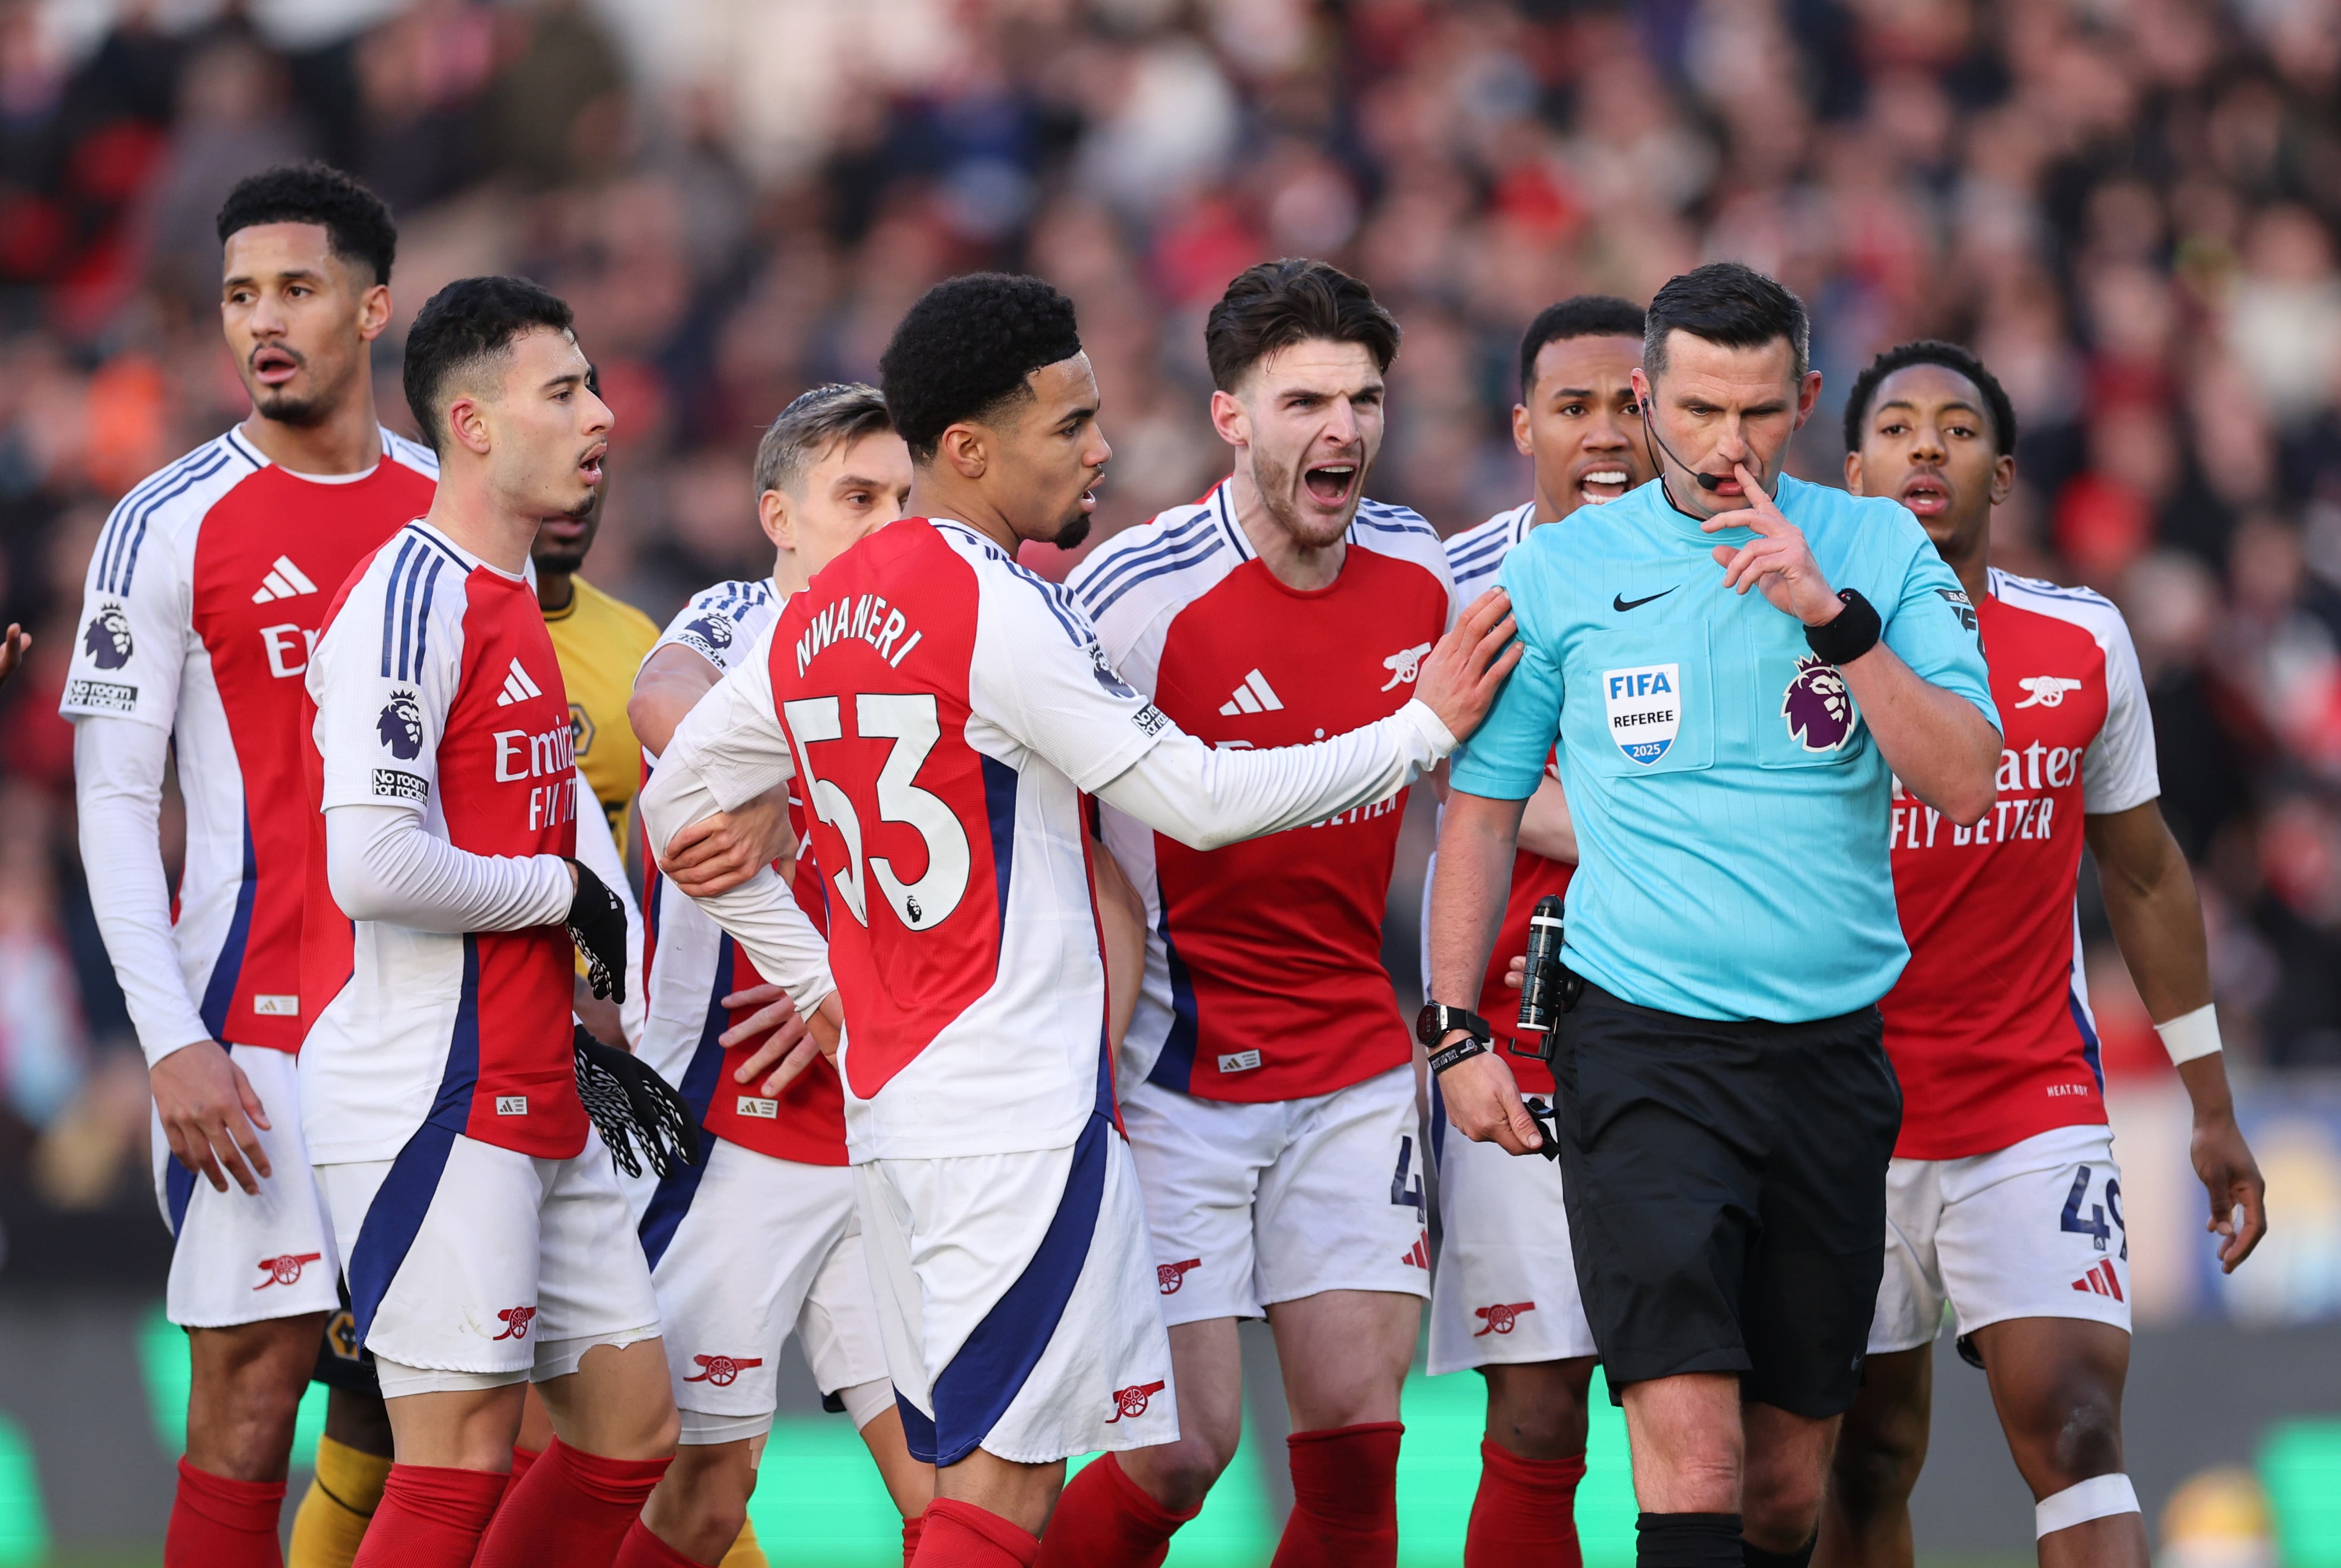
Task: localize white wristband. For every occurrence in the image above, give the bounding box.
[2154,1003,2223,1065]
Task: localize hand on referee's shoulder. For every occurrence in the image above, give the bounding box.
[1437,1044,1545,1157]
[1414,587,1522,742]
[1701,462,1841,626]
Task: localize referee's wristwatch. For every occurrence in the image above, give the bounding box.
[1416,1002,1493,1075]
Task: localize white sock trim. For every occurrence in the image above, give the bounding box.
[2036,1475,2140,1538]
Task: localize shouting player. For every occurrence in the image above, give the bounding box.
[1427,295,1655,1568]
[63,164,431,1568]
[1043,258,1452,1568]
[618,383,931,1568]
[639,272,1520,1568]
[301,277,699,1568]
[1816,342,2267,1568]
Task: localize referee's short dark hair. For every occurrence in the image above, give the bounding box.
[403,276,576,455]
[754,384,894,496]
[1518,295,1646,400]
[1645,262,1808,382]
[216,163,397,284]
[880,274,1082,462]
[1205,259,1401,393]
[1841,340,2019,457]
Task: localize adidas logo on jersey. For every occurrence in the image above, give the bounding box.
[496,658,543,707]
[1219,669,1284,716]
[249,555,319,604]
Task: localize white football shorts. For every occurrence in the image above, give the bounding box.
[153,1044,341,1328]
[639,1137,888,1445]
[1426,1078,1598,1375]
[318,1126,662,1395]
[857,1111,1175,1466]
[1870,1122,2132,1355]
[1120,1063,1431,1327]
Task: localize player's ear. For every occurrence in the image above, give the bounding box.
[1512,401,1533,459]
[443,390,493,458]
[1844,449,1865,496]
[1989,451,2016,507]
[356,282,392,343]
[1792,368,1823,430]
[936,422,987,481]
[1209,387,1253,452]
[758,487,792,552]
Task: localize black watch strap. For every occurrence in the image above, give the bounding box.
[1416,1002,1493,1048]
[1805,588,1882,666]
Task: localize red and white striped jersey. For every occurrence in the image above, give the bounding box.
[61,427,438,1058]
[1883,567,2160,1160]
[299,521,583,1163]
[640,578,847,1167]
[1441,503,1571,1095]
[1069,483,1457,1102]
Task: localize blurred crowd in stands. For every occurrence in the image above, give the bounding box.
[2,0,2340,1257]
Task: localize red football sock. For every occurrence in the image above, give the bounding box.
[1272,1422,1403,1568]
[500,1444,542,1508]
[352,1464,506,1568]
[612,1517,702,1567]
[1468,1439,1587,1568]
[1034,1452,1195,1568]
[166,1457,287,1568]
[903,1512,924,1566]
[474,1438,673,1568]
[915,1498,1039,1567]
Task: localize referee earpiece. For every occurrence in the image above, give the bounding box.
[1640,405,1731,501]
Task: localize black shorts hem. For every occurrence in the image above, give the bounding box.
[1598,1348,1751,1405]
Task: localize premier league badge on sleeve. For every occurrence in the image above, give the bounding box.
[1783,655,1860,751]
[1603,663,1680,764]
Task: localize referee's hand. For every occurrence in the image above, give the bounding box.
[1438,1042,1545,1156]
[1414,588,1522,742]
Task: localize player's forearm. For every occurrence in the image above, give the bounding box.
[73,720,212,1065]
[1427,792,1527,1014]
[1841,644,1998,824]
[1515,773,1577,863]
[1097,699,1456,852]
[628,648,720,759]
[325,804,572,932]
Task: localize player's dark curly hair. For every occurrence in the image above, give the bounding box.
[879,274,1083,461]
[403,276,576,455]
[1645,262,1808,382]
[1841,340,2018,457]
[1205,259,1400,392]
[1518,294,1646,400]
[216,163,397,284]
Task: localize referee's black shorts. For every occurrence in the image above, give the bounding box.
[1552,984,1902,1418]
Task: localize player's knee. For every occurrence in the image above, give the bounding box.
[2032,1394,2124,1490]
[1484,1367,1591,1460]
[1827,1424,1924,1523]
[1129,1433,1238,1515]
[1742,1472,1826,1553]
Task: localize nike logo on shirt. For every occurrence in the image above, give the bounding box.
[1613,587,1678,612]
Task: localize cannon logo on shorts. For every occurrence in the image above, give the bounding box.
[1473,1301,1536,1337]
[1106,1380,1166,1422]
[491,1305,536,1341]
[1603,663,1679,764]
[252,1252,322,1290]
[1157,1259,1201,1295]
[685,1353,764,1386]
[1782,655,1859,752]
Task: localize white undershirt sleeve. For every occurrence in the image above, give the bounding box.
[324,802,572,934]
[1096,699,1457,851]
[72,718,211,1067]
[635,644,836,1010]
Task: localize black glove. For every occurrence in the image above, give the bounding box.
[564,858,628,1004]
[573,1025,699,1179]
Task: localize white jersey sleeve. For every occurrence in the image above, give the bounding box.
[73,719,211,1063]
[648,578,778,676]
[2079,600,2159,815]
[635,622,835,1010]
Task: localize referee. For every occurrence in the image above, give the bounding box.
[1423,263,2001,1568]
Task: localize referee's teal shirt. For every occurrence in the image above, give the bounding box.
[1450,474,2000,1023]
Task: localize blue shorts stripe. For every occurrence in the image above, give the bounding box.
[638,939,732,1268]
[165,1154,197,1236]
[1145,911,1201,1094]
[348,937,481,1347]
[923,1112,1110,1467]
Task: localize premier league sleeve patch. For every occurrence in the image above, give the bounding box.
[1783,655,1860,751]
[1603,663,1680,764]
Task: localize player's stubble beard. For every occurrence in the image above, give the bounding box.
[247,344,355,429]
[1248,441,1357,551]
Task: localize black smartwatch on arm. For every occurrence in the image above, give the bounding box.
[1415,1002,1492,1075]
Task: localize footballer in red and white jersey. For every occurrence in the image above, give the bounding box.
[1070,481,1456,1104]
[634,577,848,1175]
[300,519,585,1166]
[65,426,438,1063]
[1883,567,2157,1160]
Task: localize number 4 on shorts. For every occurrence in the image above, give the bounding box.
[2059,1165,2128,1259]
[1390,1136,1423,1214]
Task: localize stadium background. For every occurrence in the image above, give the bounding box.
[2,0,2340,1562]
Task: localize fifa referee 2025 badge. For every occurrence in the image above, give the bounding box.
[1424,262,2002,1568]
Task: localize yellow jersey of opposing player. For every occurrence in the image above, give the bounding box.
[542,573,658,849]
